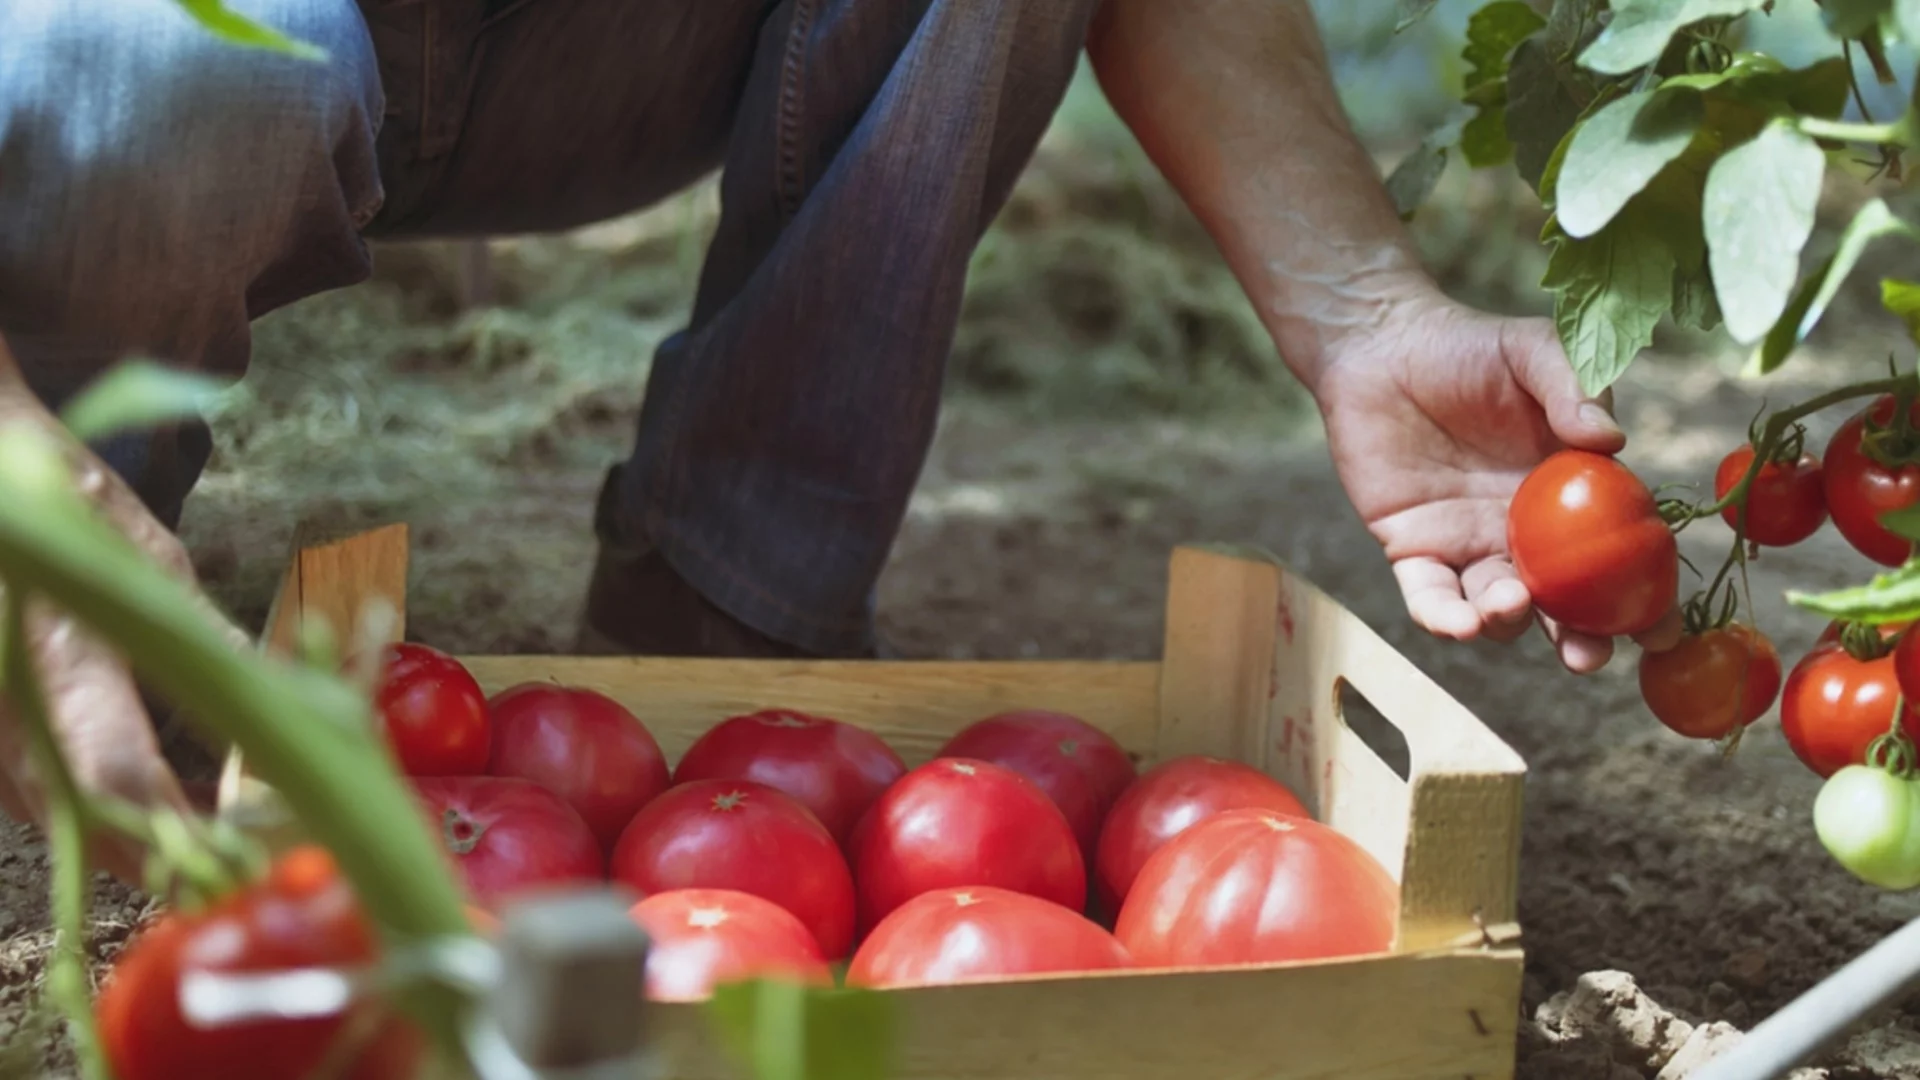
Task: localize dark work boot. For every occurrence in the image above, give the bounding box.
[575,466,886,659]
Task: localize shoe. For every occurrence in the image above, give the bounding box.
[575,466,888,660]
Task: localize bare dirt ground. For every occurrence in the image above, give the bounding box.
[5,96,1920,1078]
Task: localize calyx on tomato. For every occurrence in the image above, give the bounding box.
[1822,394,1920,567]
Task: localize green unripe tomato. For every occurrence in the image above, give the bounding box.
[1813,765,1920,890]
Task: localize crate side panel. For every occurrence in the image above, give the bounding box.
[459,657,1164,764]
[647,951,1522,1080]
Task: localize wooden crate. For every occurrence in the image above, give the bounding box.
[218,524,1528,1080]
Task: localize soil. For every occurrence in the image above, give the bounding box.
[5,89,1920,1079]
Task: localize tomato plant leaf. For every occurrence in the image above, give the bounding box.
[1897,0,1920,43]
[57,361,231,444]
[1744,200,1920,374]
[1788,560,1920,624]
[171,0,327,59]
[707,980,895,1080]
[1396,0,1443,33]
[1884,278,1920,342]
[1672,260,1723,331]
[1542,206,1679,395]
[1822,0,1893,37]
[1504,38,1594,192]
[1386,128,1455,219]
[1577,0,1771,75]
[1464,1,1548,91]
[1703,121,1827,343]
[1556,87,1705,238]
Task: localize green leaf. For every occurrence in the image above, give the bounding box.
[1744,200,1920,375]
[1386,131,1453,219]
[172,0,328,59]
[1556,87,1705,238]
[1788,560,1920,624]
[707,980,895,1080]
[1822,0,1893,37]
[1884,278,1920,341]
[1578,0,1772,75]
[1542,205,1680,395]
[57,361,231,444]
[1505,38,1594,192]
[1463,105,1515,166]
[1396,0,1443,33]
[1703,122,1827,343]
[1544,0,1606,56]
[1464,2,1548,91]
[1672,261,1723,331]
[1897,0,1920,44]
[1882,505,1920,543]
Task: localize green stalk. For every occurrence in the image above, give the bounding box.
[5,591,111,1080]
[1692,376,1913,519]
[0,438,471,1048]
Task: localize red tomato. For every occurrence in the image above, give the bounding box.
[1637,623,1783,739]
[412,776,604,910]
[1507,449,1678,637]
[487,682,671,853]
[372,642,491,776]
[1093,755,1308,914]
[671,708,907,847]
[935,710,1137,862]
[1823,397,1920,566]
[849,758,1084,932]
[1780,642,1920,778]
[1897,628,1920,706]
[1114,808,1399,967]
[1714,444,1827,546]
[96,846,421,1080]
[847,886,1131,989]
[611,779,856,958]
[628,888,833,1002]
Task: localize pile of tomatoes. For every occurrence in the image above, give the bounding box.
[368,646,1402,998]
[1508,394,1920,892]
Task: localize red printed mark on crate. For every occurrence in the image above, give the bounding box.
[1276,715,1298,760]
[1276,589,1295,644]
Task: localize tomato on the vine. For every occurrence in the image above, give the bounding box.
[371,642,491,776]
[1893,625,1920,707]
[1812,765,1920,890]
[936,709,1137,862]
[487,682,671,853]
[846,886,1131,989]
[1822,396,1920,567]
[1093,755,1307,914]
[1637,623,1782,740]
[1114,808,1399,967]
[628,888,833,1002]
[413,776,605,910]
[1507,449,1679,638]
[96,846,421,1080]
[671,708,907,848]
[849,758,1085,932]
[1714,443,1826,546]
[611,779,857,959]
[1780,642,1920,778]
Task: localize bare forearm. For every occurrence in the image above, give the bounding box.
[1086,0,1436,391]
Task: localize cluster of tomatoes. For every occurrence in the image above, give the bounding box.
[370,645,1401,997]
[1507,395,1920,891]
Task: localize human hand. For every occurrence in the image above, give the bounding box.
[1309,290,1682,673]
[0,338,251,881]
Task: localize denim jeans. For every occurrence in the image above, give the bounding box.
[0,0,1099,655]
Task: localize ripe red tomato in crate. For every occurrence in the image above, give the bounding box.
[672,707,907,847]
[628,888,833,1002]
[487,681,671,852]
[1506,449,1678,638]
[372,642,491,776]
[936,709,1136,862]
[97,846,421,1080]
[1115,808,1399,967]
[412,776,604,910]
[849,758,1085,932]
[847,886,1131,989]
[1094,755,1307,913]
[612,779,857,959]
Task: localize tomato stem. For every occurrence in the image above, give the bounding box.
[2,588,112,1080]
[1691,376,1916,520]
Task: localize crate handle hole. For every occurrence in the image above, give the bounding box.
[1334,678,1410,781]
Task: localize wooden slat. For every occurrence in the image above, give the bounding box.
[645,949,1523,1080]
[1153,544,1280,764]
[458,657,1164,766]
